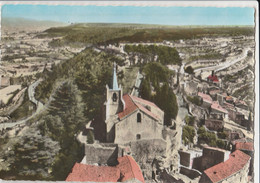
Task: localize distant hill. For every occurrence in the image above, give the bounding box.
[2,17,68,32]
[41,23,255,47]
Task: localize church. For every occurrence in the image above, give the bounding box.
[99,63,164,144]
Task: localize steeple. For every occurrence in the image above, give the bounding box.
[112,62,119,90]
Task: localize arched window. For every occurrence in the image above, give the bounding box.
[137,113,141,123]
[112,93,117,102]
[136,134,141,140]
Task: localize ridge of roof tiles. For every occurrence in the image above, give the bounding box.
[204,150,251,183]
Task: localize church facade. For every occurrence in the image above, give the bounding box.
[103,64,164,144]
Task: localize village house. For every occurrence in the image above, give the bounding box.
[100,64,164,144]
[234,142,254,175]
[210,101,228,119]
[192,146,230,172]
[66,155,145,183]
[205,118,224,131]
[199,150,251,183]
[198,92,213,108]
[207,71,221,87]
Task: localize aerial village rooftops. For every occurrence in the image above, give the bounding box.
[118,94,161,121]
[198,92,213,104]
[66,155,145,183]
[211,101,228,114]
[235,142,254,151]
[204,150,251,183]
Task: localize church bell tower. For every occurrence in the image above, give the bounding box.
[105,63,125,121]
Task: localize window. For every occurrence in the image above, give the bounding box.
[136,134,141,140]
[112,93,117,102]
[137,113,141,123]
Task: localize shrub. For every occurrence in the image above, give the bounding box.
[182,125,196,145]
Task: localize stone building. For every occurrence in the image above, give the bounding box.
[102,64,164,144]
[199,150,251,183]
[205,118,224,131]
[234,142,254,175]
[192,146,230,172]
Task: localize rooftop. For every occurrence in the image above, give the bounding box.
[118,94,161,121]
[66,163,120,182]
[235,142,254,151]
[208,74,219,83]
[66,155,144,182]
[211,101,228,114]
[204,150,251,183]
[198,92,213,104]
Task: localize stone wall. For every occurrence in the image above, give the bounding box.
[84,143,118,166]
[205,119,224,131]
[180,166,201,179]
[189,103,208,119]
[115,109,163,144]
[178,151,191,167]
[124,139,167,180]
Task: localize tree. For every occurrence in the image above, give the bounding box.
[182,125,196,145]
[87,131,94,144]
[185,66,194,74]
[140,78,152,101]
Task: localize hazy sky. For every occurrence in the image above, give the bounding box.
[2,4,255,25]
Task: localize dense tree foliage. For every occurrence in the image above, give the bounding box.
[140,62,178,125]
[197,126,226,149]
[125,45,181,65]
[42,24,254,46]
[184,66,194,74]
[182,125,196,145]
[187,95,202,106]
[184,115,195,126]
[30,49,125,180]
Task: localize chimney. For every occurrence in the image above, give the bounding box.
[211,70,214,76]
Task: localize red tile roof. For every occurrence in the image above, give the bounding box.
[131,95,161,110]
[208,75,219,83]
[118,94,161,121]
[117,156,145,183]
[118,95,138,120]
[198,92,213,104]
[235,142,254,151]
[66,156,145,182]
[204,150,251,183]
[66,163,120,182]
[211,101,228,114]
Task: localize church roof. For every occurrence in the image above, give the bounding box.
[118,94,161,121]
[203,150,251,183]
[66,155,144,182]
[112,63,119,90]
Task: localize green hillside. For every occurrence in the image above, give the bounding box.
[40,23,254,47]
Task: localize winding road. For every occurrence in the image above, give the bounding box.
[0,79,44,130]
[194,48,250,73]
